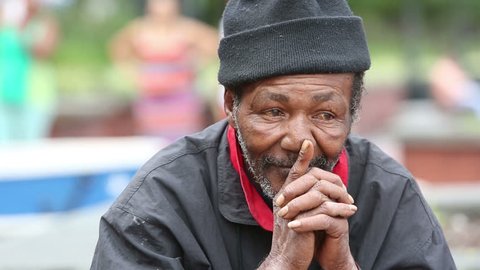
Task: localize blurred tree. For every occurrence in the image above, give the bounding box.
[182,0,225,26]
[53,0,140,66]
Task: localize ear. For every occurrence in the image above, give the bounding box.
[223,88,236,128]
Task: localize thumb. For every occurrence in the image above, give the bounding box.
[274,140,314,207]
[284,139,314,186]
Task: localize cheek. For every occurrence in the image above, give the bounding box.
[242,120,284,155]
[314,125,350,156]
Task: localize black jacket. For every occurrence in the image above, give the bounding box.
[91,120,456,269]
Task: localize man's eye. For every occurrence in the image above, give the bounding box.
[265,108,284,117]
[315,112,335,121]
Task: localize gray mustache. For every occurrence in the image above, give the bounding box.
[261,154,330,170]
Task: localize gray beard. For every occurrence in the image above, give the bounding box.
[232,111,338,199]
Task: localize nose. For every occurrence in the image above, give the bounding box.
[279,114,316,154]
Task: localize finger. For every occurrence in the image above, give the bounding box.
[280,176,353,214]
[275,140,314,207]
[311,179,353,205]
[278,174,317,207]
[279,167,350,208]
[278,186,329,219]
[286,140,314,184]
[308,167,345,190]
[278,185,355,219]
[301,201,357,219]
[287,214,350,237]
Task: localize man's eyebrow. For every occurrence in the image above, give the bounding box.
[266,92,289,102]
[313,91,335,102]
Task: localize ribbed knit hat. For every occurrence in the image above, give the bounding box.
[218,0,371,88]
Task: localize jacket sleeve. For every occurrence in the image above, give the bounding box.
[372,179,456,269]
[90,206,185,270]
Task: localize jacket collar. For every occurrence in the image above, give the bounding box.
[217,122,258,226]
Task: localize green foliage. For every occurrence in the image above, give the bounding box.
[52,0,140,67]
[182,0,225,26]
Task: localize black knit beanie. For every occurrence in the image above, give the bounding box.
[218,0,371,88]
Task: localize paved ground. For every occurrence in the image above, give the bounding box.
[0,204,108,270]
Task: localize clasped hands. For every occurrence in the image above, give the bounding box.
[259,140,358,270]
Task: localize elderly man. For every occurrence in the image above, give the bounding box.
[91,0,456,269]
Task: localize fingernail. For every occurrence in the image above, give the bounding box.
[277,206,288,217]
[349,205,358,211]
[288,220,301,228]
[275,194,285,206]
[301,140,310,153]
[348,194,354,204]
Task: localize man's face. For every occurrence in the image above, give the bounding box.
[225,73,354,198]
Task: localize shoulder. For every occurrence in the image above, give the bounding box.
[142,120,228,176]
[346,135,423,209]
[347,135,454,268]
[346,135,412,180]
[346,134,438,234]
[112,120,229,219]
[346,134,422,198]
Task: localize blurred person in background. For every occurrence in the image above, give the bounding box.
[0,0,59,144]
[429,55,480,118]
[109,0,218,141]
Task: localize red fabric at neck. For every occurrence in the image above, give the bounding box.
[227,126,349,232]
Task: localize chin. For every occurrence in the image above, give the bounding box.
[263,167,290,194]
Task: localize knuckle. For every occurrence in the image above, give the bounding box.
[321,200,332,208]
[310,167,343,186]
[330,175,343,186]
[282,185,294,198]
[315,213,333,226]
[296,211,309,220]
[312,179,326,191]
[319,201,343,217]
[313,189,329,203]
[288,168,301,179]
[311,190,323,203]
[312,179,322,189]
[330,188,344,202]
[318,201,332,214]
[304,175,318,188]
[309,167,323,175]
[287,200,299,213]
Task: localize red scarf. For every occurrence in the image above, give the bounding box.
[227,126,349,232]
